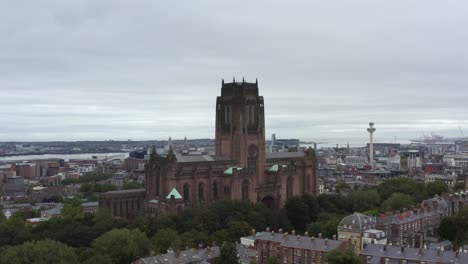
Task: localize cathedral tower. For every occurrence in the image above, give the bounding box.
[215,78,266,184]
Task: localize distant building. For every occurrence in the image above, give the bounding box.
[41,204,63,219]
[345,156,368,167]
[132,244,257,264]
[400,150,422,174]
[337,213,378,253]
[425,174,457,189]
[2,176,25,197]
[249,230,352,264]
[99,189,145,219]
[81,201,99,214]
[361,229,387,246]
[361,243,468,264]
[339,193,468,249]
[424,162,445,175]
[455,140,468,153]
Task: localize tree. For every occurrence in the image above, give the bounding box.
[376,178,425,202]
[335,182,351,193]
[307,213,343,238]
[92,228,151,264]
[0,239,79,264]
[349,190,381,212]
[78,248,113,264]
[123,181,144,190]
[226,220,253,241]
[301,193,320,221]
[326,249,365,264]
[439,208,468,248]
[0,219,32,247]
[453,182,466,192]
[266,257,279,264]
[152,228,178,254]
[425,181,448,198]
[218,242,240,264]
[285,196,310,232]
[381,193,414,211]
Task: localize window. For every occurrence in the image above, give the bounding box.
[242,179,250,201]
[198,182,204,201]
[183,183,190,201]
[287,176,294,199]
[213,181,218,200]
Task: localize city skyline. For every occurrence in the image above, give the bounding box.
[1,1,468,141]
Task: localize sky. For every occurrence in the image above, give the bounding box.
[1,0,468,144]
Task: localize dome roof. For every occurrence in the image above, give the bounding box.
[338,213,376,231]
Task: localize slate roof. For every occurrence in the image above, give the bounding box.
[135,244,256,264]
[361,244,468,264]
[253,232,344,252]
[338,213,376,231]
[266,152,305,159]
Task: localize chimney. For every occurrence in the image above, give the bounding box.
[319,233,323,239]
[266,227,270,232]
[333,234,337,240]
[311,236,315,241]
[325,238,328,246]
[251,229,256,235]
[278,228,283,234]
[175,249,181,258]
[304,232,309,237]
[297,235,301,241]
[207,247,211,254]
[291,230,296,236]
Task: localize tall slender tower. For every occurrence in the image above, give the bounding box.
[367,122,376,166]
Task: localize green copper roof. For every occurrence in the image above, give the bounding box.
[224,167,243,175]
[269,164,288,172]
[166,188,183,200]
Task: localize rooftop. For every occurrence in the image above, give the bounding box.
[361,244,468,264]
[252,231,345,252]
[266,152,305,159]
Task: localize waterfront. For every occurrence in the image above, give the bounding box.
[0,152,130,162]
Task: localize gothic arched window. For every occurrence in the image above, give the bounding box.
[242,179,250,201]
[198,182,205,201]
[213,181,218,200]
[183,183,190,201]
[287,176,294,200]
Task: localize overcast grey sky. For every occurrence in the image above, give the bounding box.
[1,0,467,143]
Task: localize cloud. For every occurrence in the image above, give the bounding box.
[0,0,467,143]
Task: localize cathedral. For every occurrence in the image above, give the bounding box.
[144,79,318,216]
[100,79,319,218]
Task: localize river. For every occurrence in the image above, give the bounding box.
[0,152,130,162]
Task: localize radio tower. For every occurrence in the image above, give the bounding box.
[367,122,376,167]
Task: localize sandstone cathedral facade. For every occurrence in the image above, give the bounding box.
[100,79,319,218]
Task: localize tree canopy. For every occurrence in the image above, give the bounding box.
[326,249,365,264]
[0,239,79,264]
[92,228,151,264]
[219,242,240,264]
